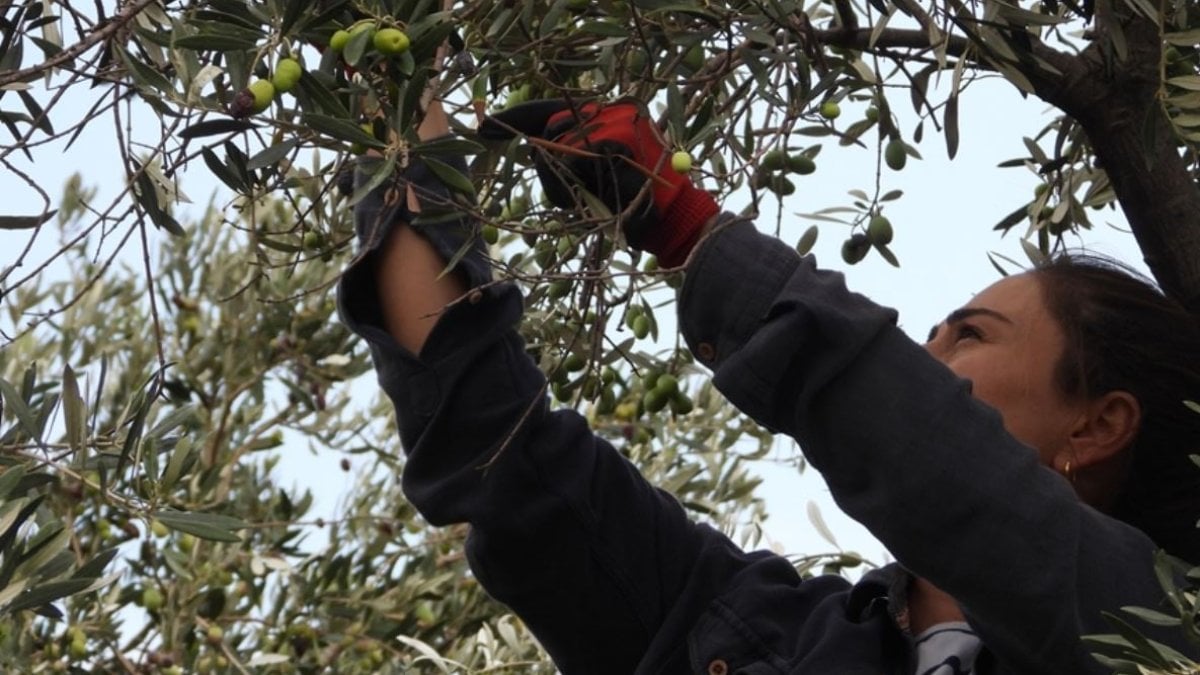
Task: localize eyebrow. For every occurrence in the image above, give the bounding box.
[927,307,1014,341]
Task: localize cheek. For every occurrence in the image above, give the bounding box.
[942,351,1003,401]
[944,352,1044,432]
[949,352,1073,459]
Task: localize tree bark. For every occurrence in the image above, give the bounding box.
[1043,18,1200,313]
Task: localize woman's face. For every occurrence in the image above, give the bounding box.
[924,273,1083,465]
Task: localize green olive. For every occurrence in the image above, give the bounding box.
[642,388,669,413]
[563,353,586,372]
[631,315,651,340]
[373,28,411,56]
[761,149,787,172]
[669,392,694,415]
[867,215,893,245]
[272,58,303,93]
[654,373,679,396]
[248,79,275,113]
[884,139,908,171]
[330,30,352,52]
[787,155,816,175]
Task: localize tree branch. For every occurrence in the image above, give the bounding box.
[1036,3,1200,311]
[0,0,159,88]
[814,26,974,58]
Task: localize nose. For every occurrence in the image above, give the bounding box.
[924,324,949,364]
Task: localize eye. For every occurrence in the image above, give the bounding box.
[954,324,983,342]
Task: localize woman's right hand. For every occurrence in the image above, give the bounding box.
[479,99,719,267]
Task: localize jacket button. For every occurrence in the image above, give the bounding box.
[707,659,728,675]
[696,342,716,363]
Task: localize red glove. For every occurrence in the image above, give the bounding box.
[480,99,718,267]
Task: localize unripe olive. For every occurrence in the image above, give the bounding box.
[631,315,651,340]
[670,150,693,174]
[141,586,164,611]
[626,48,649,75]
[642,388,669,413]
[548,279,572,299]
[614,401,639,421]
[601,367,618,385]
[151,519,169,538]
[841,233,871,265]
[272,58,302,93]
[414,601,436,625]
[683,43,705,72]
[373,28,411,55]
[761,149,787,172]
[654,373,679,396]
[884,139,908,171]
[329,30,351,52]
[69,635,87,660]
[248,79,275,113]
[669,391,694,415]
[563,353,586,372]
[768,175,796,196]
[867,215,893,245]
[787,155,816,175]
[596,389,617,415]
[795,225,819,256]
[581,376,601,400]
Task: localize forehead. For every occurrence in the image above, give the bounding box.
[967,273,1049,317]
[960,274,1066,352]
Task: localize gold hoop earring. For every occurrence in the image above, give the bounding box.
[1064,460,1075,483]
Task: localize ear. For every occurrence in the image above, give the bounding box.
[1065,390,1141,470]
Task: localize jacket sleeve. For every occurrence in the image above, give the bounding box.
[335,158,792,673]
[678,216,1187,674]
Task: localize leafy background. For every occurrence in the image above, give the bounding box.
[1,0,1199,672]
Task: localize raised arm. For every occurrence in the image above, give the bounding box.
[370,102,466,354]
[336,104,806,673]
[677,216,1186,673]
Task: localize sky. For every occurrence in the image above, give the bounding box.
[1,51,1148,574]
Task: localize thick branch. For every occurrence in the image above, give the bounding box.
[814,26,974,59]
[0,0,158,88]
[1040,9,1200,311]
[1084,111,1200,312]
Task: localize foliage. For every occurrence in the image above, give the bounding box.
[0,187,783,670]
[1081,548,1200,674]
[1,0,1199,670]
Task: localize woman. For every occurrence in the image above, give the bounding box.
[337,99,1200,674]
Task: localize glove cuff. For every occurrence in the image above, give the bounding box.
[639,183,719,268]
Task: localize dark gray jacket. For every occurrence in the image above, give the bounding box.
[337,154,1184,674]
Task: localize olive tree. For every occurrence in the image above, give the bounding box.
[1,0,1199,671]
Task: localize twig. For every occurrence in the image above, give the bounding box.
[0,0,159,88]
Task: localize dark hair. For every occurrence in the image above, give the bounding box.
[1032,252,1200,562]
